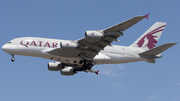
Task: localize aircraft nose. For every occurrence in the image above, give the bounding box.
[2,44,10,52]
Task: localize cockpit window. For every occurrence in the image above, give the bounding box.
[8,42,12,43]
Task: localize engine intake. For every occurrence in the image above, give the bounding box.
[85,31,103,41]
[60,41,77,50]
[48,62,64,71]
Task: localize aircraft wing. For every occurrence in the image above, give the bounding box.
[47,14,149,61]
[76,14,149,59]
[103,14,149,32]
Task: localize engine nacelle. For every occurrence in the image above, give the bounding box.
[85,31,103,41]
[60,41,77,50]
[48,62,64,71]
[61,67,76,76]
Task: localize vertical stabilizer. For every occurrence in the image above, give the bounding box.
[130,22,167,50]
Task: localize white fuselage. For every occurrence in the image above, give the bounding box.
[2,37,146,65]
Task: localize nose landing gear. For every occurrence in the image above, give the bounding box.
[10,54,15,62]
[11,58,15,62]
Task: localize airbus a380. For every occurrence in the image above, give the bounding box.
[2,14,177,76]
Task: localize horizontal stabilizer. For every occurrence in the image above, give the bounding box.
[139,43,177,56]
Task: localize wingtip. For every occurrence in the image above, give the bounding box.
[95,70,100,75]
[172,42,178,45]
[144,13,150,19]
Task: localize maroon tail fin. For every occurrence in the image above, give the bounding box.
[130,22,167,50]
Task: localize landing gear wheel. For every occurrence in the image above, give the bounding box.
[11,58,15,62]
[79,60,83,64]
[10,54,15,62]
[83,59,87,64]
[79,59,88,64]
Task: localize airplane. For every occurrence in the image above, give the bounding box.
[2,14,177,76]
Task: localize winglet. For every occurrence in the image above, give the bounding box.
[95,70,100,75]
[144,13,150,19]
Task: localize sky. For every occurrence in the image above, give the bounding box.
[0,0,180,101]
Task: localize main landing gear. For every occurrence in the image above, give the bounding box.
[73,59,94,72]
[10,54,15,62]
[79,59,94,70]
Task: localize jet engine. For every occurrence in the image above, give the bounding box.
[85,31,103,41]
[60,42,77,50]
[48,62,64,71]
[61,67,76,76]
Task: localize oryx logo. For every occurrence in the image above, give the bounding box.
[91,33,94,36]
[137,25,166,49]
